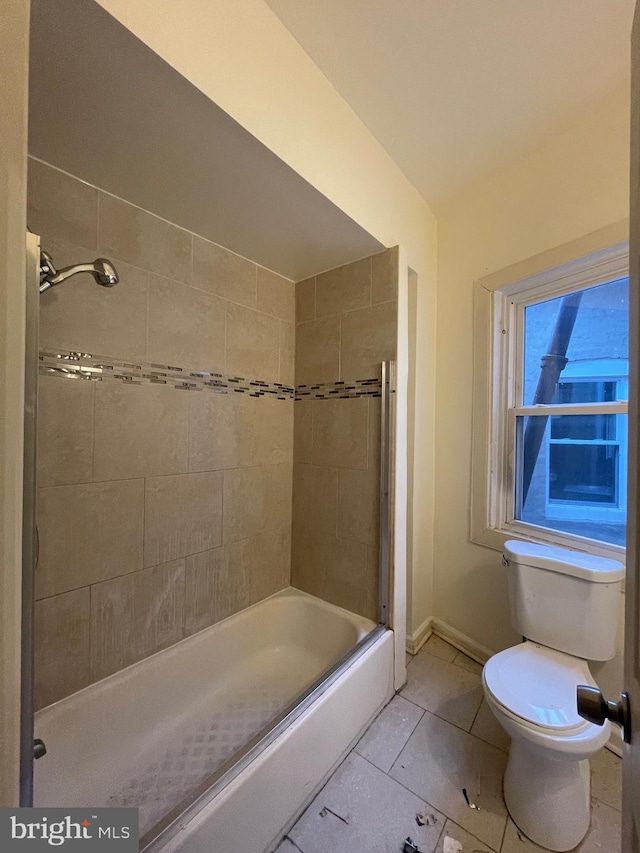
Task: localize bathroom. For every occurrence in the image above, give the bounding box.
[0,0,635,852]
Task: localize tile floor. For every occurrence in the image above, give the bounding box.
[273,635,622,853]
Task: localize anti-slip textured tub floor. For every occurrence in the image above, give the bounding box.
[106,644,325,835]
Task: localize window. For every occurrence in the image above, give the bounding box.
[472,237,629,558]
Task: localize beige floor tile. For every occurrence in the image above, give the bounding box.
[590,747,622,811]
[470,700,511,753]
[436,819,498,853]
[390,711,508,851]
[453,651,484,675]
[354,695,424,773]
[289,752,444,853]
[401,653,484,731]
[500,800,621,853]
[421,635,458,662]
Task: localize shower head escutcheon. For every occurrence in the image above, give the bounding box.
[39,250,120,294]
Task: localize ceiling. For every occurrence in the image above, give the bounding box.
[265,0,634,210]
[28,0,383,281]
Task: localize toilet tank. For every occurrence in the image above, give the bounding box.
[503,540,624,661]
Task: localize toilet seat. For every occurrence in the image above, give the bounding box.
[483,641,597,733]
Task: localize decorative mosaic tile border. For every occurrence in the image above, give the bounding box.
[38,349,382,400]
[39,349,295,399]
[294,379,382,400]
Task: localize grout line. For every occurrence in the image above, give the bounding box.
[283,835,305,853]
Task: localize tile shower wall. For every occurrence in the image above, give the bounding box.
[29,158,295,709]
[292,250,398,620]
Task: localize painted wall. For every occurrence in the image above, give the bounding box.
[95,0,438,665]
[434,83,630,699]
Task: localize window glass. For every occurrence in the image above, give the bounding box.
[523,277,629,406]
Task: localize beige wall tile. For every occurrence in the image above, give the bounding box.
[36,480,144,599]
[185,541,250,633]
[324,534,368,615]
[293,400,312,465]
[371,247,399,305]
[226,302,280,382]
[93,382,188,480]
[293,464,338,536]
[295,317,340,385]
[34,588,90,710]
[312,398,368,469]
[37,375,94,487]
[189,391,253,472]
[193,236,257,307]
[144,472,223,566]
[340,301,397,381]
[90,559,185,681]
[147,275,226,372]
[338,468,380,546]
[365,545,379,622]
[257,267,295,322]
[291,527,325,599]
[39,239,148,362]
[223,463,292,544]
[251,398,293,466]
[28,158,98,251]
[99,192,191,283]
[315,257,371,319]
[295,276,315,322]
[279,320,295,386]
[247,528,291,604]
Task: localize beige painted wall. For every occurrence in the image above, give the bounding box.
[0,0,29,806]
[435,84,630,698]
[95,0,438,658]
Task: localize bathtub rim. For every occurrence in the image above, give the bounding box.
[142,622,388,852]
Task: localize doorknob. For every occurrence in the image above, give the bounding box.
[576,685,631,744]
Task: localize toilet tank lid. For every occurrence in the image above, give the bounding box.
[503,540,625,583]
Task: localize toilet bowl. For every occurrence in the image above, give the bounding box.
[483,641,610,852]
[484,540,624,852]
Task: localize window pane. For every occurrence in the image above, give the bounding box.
[523,277,629,406]
[550,414,616,441]
[516,414,626,547]
[548,444,618,504]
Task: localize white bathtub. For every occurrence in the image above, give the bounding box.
[34,587,393,851]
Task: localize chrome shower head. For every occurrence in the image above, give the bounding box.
[39,252,120,294]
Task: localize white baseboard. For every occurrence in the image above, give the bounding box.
[406,617,433,656]
[430,618,495,664]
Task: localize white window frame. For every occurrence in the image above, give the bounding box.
[471,230,628,561]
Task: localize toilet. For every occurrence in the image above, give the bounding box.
[482,539,624,852]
